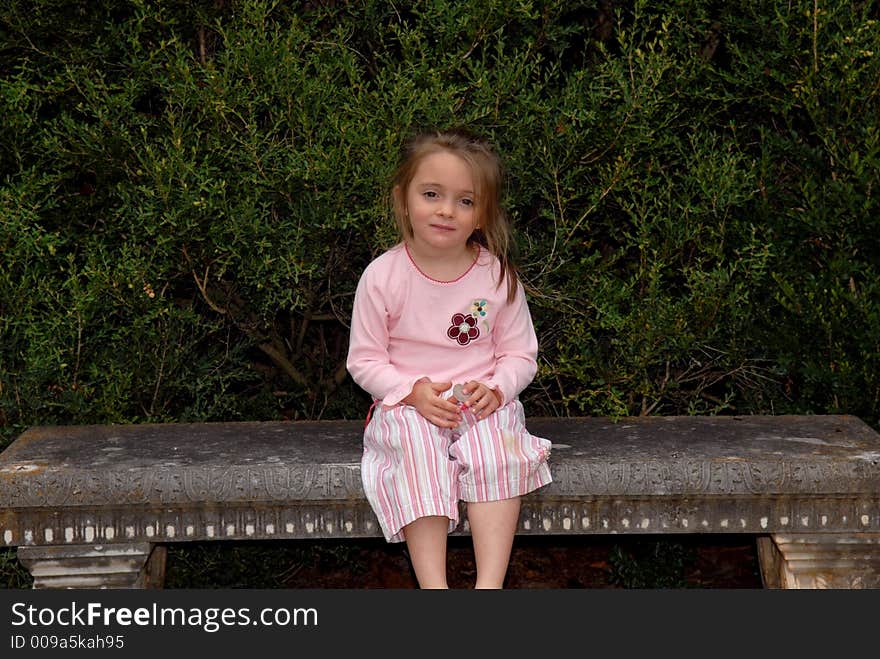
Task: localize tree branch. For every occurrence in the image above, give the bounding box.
[258,341,308,388]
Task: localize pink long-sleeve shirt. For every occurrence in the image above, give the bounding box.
[346,243,539,407]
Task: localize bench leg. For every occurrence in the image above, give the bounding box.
[16,543,167,589]
[757,533,880,589]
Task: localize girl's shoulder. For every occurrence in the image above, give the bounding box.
[361,243,407,277]
[473,247,517,288]
[357,244,410,300]
[474,246,500,270]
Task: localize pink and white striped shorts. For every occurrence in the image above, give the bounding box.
[360,399,553,543]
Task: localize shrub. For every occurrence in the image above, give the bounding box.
[1,0,878,586]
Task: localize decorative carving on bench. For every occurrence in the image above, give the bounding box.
[550,460,875,496]
[3,458,877,507]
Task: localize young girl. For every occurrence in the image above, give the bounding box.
[346,127,552,589]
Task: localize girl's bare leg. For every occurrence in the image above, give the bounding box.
[403,516,449,589]
[467,497,521,589]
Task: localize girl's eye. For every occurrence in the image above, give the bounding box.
[460,198,474,207]
[423,191,438,199]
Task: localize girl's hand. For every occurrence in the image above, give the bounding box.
[403,380,462,429]
[457,381,503,419]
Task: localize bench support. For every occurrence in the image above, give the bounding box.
[13,534,880,589]
[757,533,880,589]
[17,543,166,589]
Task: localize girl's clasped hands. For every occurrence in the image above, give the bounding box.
[403,379,502,429]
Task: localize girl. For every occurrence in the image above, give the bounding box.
[346,127,552,589]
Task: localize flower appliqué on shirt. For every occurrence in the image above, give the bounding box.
[471,299,488,317]
[448,313,479,345]
[447,300,490,346]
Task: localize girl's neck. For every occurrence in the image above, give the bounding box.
[404,240,479,283]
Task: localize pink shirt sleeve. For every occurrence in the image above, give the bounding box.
[346,262,429,406]
[482,280,538,404]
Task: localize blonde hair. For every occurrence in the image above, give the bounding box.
[390,127,519,303]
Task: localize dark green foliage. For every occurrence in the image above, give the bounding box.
[1,1,878,586]
[0,548,32,589]
[608,538,696,588]
[162,540,365,589]
[2,0,879,440]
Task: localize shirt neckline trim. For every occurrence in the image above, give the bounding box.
[404,243,481,284]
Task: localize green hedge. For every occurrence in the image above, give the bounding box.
[2,0,879,452]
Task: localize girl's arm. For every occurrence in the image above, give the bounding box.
[346,267,430,406]
[482,281,539,404]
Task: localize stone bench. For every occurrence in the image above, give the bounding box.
[1,414,879,589]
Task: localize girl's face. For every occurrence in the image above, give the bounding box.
[399,150,479,258]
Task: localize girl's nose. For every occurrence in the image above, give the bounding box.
[437,201,454,217]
